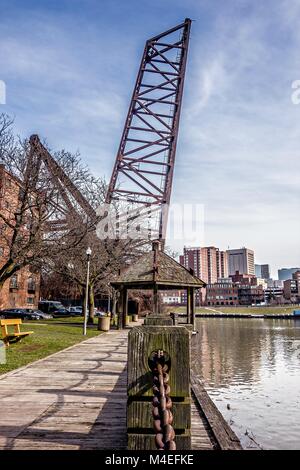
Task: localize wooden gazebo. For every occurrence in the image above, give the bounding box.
[111,241,206,329]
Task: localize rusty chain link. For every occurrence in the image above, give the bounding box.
[149,350,176,450]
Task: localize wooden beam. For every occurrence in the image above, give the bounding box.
[191,288,195,329]
[153,284,159,314]
[122,288,128,329]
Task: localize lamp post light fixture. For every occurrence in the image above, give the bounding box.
[83,247,92,336]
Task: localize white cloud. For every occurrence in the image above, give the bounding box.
[0,0,299,277]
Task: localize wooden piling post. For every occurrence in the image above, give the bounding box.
[122,287,128,329]
[116,285,127,329]
[127,324,191,450]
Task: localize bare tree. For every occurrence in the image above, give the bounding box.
[0,114,14,156]
[46,231,140,323]
[0,114,103,290]
[0,114,147,321]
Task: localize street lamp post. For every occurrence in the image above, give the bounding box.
[107,283,111,313]
[83,247,92,336]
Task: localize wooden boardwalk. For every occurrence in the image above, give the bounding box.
[0,328,129,450]
[0,325,237,450]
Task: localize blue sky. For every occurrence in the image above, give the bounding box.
[1,0,300,277]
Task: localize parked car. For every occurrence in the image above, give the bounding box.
[67,306,83,316]
[94,310,108,317]
[38,301,70,317]
[23,308,53,320]
[0,308,43,320]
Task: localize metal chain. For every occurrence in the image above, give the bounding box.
[150,350,176,450]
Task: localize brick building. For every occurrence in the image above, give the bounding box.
[230,271,257,286]
[179,246,228,304]
[205,270,264,306]
[206,279,239,306]
[0,164,40,309]
[264,286,284,304]
[283,271,300,302]
[216,249,228,280]
[238,285,264,305]
[161,290,182,305]
[179,246,228,284]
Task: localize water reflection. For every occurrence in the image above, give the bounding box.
[191,318,300,450]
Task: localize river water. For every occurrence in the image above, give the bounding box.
[191,317,300,450]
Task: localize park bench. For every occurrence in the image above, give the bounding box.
[0,319,34,347]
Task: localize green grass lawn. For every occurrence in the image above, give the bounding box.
[0,317,102,375]
[172,305,300,315]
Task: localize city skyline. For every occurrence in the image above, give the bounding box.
[0,0,299,278]
[179,244,300,280]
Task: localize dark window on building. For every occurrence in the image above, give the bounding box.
[27,297,34,304]
[27,277,36,293]
[10,274,19,289]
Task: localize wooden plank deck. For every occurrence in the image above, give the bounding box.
[0,328,129,450]
[0,325,234,450]
[191,399,217,450]
[191,375,242,450]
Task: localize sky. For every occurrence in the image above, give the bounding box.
[0,0,300,278]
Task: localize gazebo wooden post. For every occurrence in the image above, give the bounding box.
[186,287,191,324]
[122,287,128,329]
[117,286,123,330]
[112,289,117,327]
[117,285,127,330]
[153,283,159,314]
[191,287,195,328]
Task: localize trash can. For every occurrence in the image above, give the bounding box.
[98,316,110,332]
[132,314,139,322]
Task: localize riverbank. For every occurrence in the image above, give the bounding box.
[173,305,300,317]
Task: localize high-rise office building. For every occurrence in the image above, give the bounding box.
[255,264,270,280]
[278,268,300,281]
[179,246,228,284]
[216,249,228,279]
[227,248,255,276]
[255,265,261,277]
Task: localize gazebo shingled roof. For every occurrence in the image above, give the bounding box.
[111,241,205,290]
[110,241,205,328]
